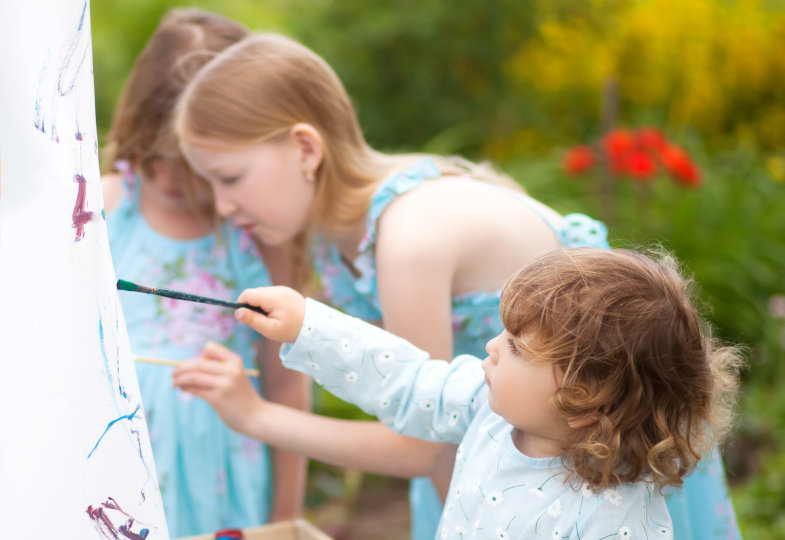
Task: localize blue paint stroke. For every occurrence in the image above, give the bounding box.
[98,318,128,400]
[87,405,141,459]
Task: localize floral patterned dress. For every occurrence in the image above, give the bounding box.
[312,158,611,540]
[107,173,273,537]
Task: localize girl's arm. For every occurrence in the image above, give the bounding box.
[172,341,443,478]
[256,242,309,521]
[260,339,310,522]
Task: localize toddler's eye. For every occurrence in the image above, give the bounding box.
[507,338,520,356]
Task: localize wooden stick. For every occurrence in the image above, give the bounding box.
[134,356,260,377]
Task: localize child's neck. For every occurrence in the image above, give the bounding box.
[511,428,564,458]
[139,186,213,240]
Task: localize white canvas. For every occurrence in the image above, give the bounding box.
[0,1,169,538]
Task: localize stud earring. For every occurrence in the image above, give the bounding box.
[304,170,315,183]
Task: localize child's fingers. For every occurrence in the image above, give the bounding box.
[171,369,222,392]
[234,307,272,334]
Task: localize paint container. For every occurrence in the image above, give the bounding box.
[214,529,244,540]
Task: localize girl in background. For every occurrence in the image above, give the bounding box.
[102,11,308,537]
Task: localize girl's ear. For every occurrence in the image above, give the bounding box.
[290,123,324,177]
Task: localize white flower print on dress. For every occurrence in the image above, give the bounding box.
[618,526,632,538]
[487,491,504,507]
[604,488,622,506]
[580,483,594,498]
[529,487,546,499]
[305,361,321,371]
[547,499,562,517]
[455,525,468,537]
[418,399,434,411]
[340,338,351,352]
[379,397,390,408]
[447,410,461,426]
[345,371,358,382]
[302,322,314,336]
[376,350,394,363]
[551,526,563,538]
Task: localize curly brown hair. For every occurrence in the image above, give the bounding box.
[500,247,742,492]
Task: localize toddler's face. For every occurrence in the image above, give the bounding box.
[482,330,569,457]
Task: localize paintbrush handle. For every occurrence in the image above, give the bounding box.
[118,279,268,315]
[135,356,260,377]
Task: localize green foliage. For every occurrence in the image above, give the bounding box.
[282,0,538,154]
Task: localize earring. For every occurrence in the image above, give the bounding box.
[304,170,315,183]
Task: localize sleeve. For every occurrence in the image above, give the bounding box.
[280,298,488,443]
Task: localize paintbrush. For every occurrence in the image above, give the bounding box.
[135,356,260,377]
[117,279,269,316]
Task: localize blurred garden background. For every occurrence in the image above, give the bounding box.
[92,1,785,538]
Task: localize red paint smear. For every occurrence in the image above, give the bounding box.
[86,497,149,540]
[72,173,93,241]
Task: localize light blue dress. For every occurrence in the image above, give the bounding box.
[107,172,273,537]
[312,159,611,540]
[283,299,675,539]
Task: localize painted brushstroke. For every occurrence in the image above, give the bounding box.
[86,497,151,540]
[72,173,94,240]
[33,1,89,140]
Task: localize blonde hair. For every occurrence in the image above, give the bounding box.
[500,247,742,492]
[103,8,248,217]
[175,32,521,287]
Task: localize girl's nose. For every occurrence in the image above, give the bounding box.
[213,195,237,217]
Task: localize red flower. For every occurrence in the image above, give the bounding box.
[625,150,657,180]
[603,129,635,159]
[634,127,667,153]
[661,144,701,186]
[563,145,595,175]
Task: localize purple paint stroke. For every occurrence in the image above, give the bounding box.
[86,497,150,540]
[56,1,89,98]
[72,173,94,241]
[87,405,141,459]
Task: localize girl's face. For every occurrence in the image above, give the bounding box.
[482,330,569,457]
[140,156,212,213]
[180,136,317,246]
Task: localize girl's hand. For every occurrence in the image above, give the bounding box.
[235,286,306,343]
[172,341,264,435]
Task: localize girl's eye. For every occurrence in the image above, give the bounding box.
[507,338,520,356]
[220,176,239,185]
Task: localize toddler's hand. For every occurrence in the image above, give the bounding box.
[172,341,264,435]
[235,286,306,343]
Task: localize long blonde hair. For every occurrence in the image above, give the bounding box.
[175,32,520,287]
